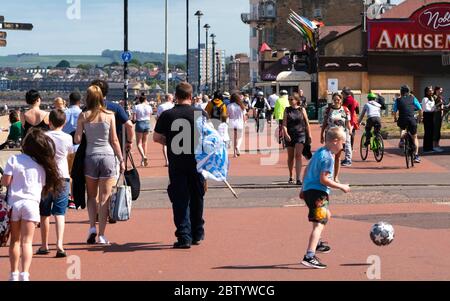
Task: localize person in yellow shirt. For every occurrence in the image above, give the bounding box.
[205,91,228,129]
[274,90,290,144]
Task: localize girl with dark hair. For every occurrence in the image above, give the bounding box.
[2,128,63,281]
[21,89,50,138]
[227,92,246,157]
[132,94,152,166]
[422,86,435,153]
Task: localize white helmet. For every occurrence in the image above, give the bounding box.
[257,91,264,96]
[280,90,288,95]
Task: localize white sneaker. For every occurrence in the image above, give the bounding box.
[433,147,444,152]
[19,272,30,281]
[9,272,19,281]
[98,235,110,245]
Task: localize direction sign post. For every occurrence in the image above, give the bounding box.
[0,31,6,39]
[121,51,132,63]
[0,22,33,30]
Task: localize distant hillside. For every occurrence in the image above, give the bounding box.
[0,50,186,68]
[101,50,186,66]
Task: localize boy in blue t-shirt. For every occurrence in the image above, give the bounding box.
[300,127,350,269]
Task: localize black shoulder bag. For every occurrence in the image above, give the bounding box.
[124,151,141,201]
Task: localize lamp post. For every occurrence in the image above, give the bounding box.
[194,10,203,95]
[124,0,129,110]
[216,51,221,91]
[210,33,216,92]
[186,0,189,83]
[203,24,210,94]
[164,0,169,94]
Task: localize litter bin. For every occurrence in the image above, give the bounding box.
[306,104,317,120]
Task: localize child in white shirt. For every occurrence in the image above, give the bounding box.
[1,128,63,281]
[37,109,74,258]
[218,122,230,149]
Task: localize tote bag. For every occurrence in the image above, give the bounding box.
[109,174,132,222]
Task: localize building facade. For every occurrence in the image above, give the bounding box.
[242,0,366,89]
[188,44,226,94]
[228,53,250,91]
[319,0,449,104]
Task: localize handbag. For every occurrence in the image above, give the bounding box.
[124,151,141,201]
[0,188,11,247]
[109,173,132,222]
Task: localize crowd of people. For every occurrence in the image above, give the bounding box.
[1,79,448,279]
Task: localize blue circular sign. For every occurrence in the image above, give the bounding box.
[121,51,132,63]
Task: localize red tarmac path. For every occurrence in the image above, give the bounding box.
[1,122,450,281]
[1,203,449,280]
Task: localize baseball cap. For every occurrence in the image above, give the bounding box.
[367,92,377,100]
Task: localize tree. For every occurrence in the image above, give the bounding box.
[129,59,141,67]
[77,64,93,70]
[56,60,71,68]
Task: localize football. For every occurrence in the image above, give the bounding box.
[370,221,394,246]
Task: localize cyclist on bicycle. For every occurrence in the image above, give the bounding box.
[358,92,382,147]
[252,91,271,132]
[393,85,423,163]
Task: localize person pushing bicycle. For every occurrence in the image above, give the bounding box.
[358,92,382,147]
[393,85,423,163]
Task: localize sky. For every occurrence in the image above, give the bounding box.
[0,0,405,57]
[0,0,249,56]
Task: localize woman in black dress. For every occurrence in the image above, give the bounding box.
[282,93,312,185]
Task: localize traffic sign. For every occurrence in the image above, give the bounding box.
[121,51,132,63]
[0,22,33,30]
[0,31,6,39]
[0,40,6,47]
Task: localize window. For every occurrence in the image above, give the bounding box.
[251,27,257,38]
[313,8,322,19]
[252,48,258,61]
[266,2,275,17]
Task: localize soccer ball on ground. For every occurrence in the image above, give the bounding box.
[370,221,394,246]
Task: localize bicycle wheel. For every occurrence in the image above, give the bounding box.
[404,137,410,169]
[360,134,368,161]
[373,134,384,162]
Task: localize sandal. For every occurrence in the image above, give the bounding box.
[288,178,295,184]
[143,157,149,167]
[35,248,50,255]
[55,250,67,258]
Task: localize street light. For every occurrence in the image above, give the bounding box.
[186,0,189,83]
[210,33,216,92]
[164,0,169,94]
[194,10,203,95]
[203,24,210,94]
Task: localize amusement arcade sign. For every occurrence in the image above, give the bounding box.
[368,3,450,51]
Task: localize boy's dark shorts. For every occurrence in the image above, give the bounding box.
[303,189,329,225]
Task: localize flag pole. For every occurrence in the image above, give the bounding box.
[223,180,238,199]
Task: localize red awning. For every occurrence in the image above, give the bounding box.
[259,42,272,53]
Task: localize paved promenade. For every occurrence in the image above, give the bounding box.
[1,117,450,281]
